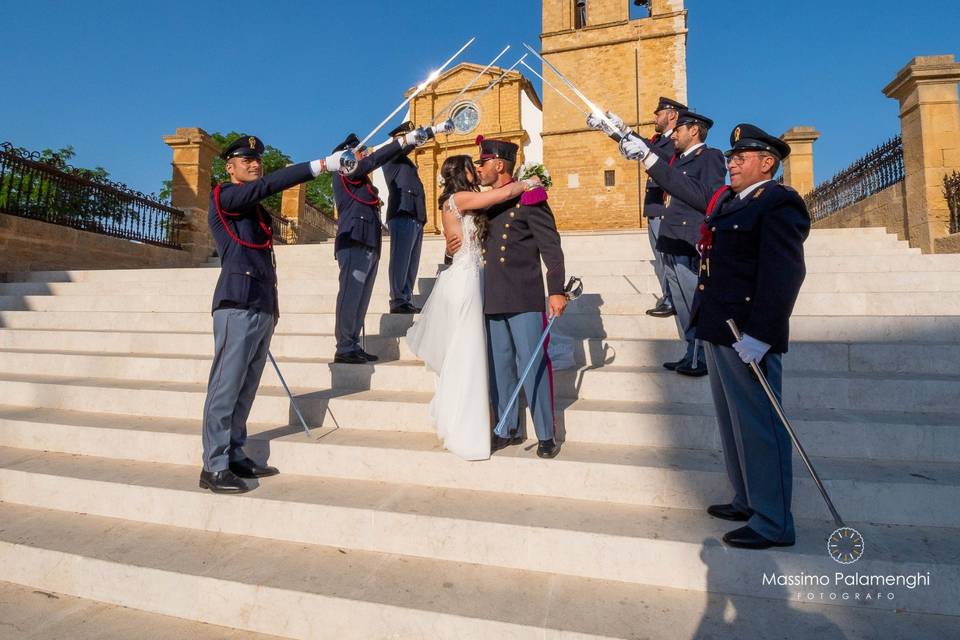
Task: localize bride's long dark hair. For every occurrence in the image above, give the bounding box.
[438,155,487,242]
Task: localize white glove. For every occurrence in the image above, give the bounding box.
[317,151,347,174]
[430,119,455,136]
[399,127,431,147]
[586,113,604,130]
[733,334,771,364]
[604,111,628,135]
[618,133,650,160]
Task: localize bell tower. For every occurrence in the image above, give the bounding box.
[540,0,687,230]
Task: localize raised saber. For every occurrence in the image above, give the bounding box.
[267,350,312,438]
[725,319,845,528]
[432,45,511,125]
[519,59,588,116]
[469,54,528,104]
[356,37,475,150]
[521,42,624,138]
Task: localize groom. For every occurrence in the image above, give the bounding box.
[473,137,567,459]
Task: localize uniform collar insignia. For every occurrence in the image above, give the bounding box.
[753,187,765,199]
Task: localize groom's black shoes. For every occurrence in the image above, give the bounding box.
[491,434,523,453]
[536,439,560,459]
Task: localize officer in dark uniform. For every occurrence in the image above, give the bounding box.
[332,121,451,364]
[643,110,725,376]
[476,137,567,459]
[382,121,427,314]
[621,123,809,549]
[202,134,345,493]
[644,97,686,318]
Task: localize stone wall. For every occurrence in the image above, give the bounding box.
[811,182,908,240]
[0,213,195,274]
[541,0,688,230]
[935,231,960,253]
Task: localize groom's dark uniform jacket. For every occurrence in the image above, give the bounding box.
[482,188,565,315]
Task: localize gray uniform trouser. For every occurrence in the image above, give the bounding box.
[663,252,704,364]
[647,217,671,304]
[202,308,275,472]
[704,343,795,543]
[387,216,423,309]
[335,244,379,355]
[486,311,555,442]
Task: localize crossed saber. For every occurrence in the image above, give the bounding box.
[270,41,529,439]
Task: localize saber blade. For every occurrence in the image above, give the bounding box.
[433,45,511,125]
[357,37,475,149]
[521,42,620,132]
[470,54,528,104]
[725,319,846,528]
[519,59,588,116]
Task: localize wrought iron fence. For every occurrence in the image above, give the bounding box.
[804,135,904,222]
[0,142,184,248]
[945,171,960,235]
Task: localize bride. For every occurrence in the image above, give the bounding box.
[406,155,540,460]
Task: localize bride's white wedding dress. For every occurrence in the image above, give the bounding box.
[406,196,491,460]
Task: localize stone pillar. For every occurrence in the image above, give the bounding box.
[162,127,220,259]
[780,126,820,197]
[883,55,960,253]
[280,177,306,243]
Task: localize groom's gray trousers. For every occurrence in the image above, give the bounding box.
[486,311,555,441]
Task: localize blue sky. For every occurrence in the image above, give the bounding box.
[2,1,957,197]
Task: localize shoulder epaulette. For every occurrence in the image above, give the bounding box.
[520,187,549,206]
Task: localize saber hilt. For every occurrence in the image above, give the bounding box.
[725,319,845,528]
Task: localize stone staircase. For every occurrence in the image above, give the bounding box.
[0,228,957,638]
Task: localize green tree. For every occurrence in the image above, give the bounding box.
[159,132,334,215]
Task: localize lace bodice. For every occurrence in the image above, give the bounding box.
[444,194,483,270]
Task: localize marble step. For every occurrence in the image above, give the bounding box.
[3,289,960,315]
[8,252,960,288]
[1,504,951,639]
[0,447,957,619]
[5,269,960,297]
[2,352,957,413]
[2,309,959,342]
[1,387,956,464]
[0,403,955,527]
[2,329,957,376]
[0,580,283,640]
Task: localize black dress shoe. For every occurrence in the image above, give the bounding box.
[676,361,708,377]
[707,503,752,521]
[333,352,368,365]
[536,439,560,459]
[646,305,677,318]
[663,357,689,371]
[358,349,379,362]
[389,303,421,314]
[229,458,279,479]
[722,525,794,550]
[491,434,523,452]
[198,469,250,494]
